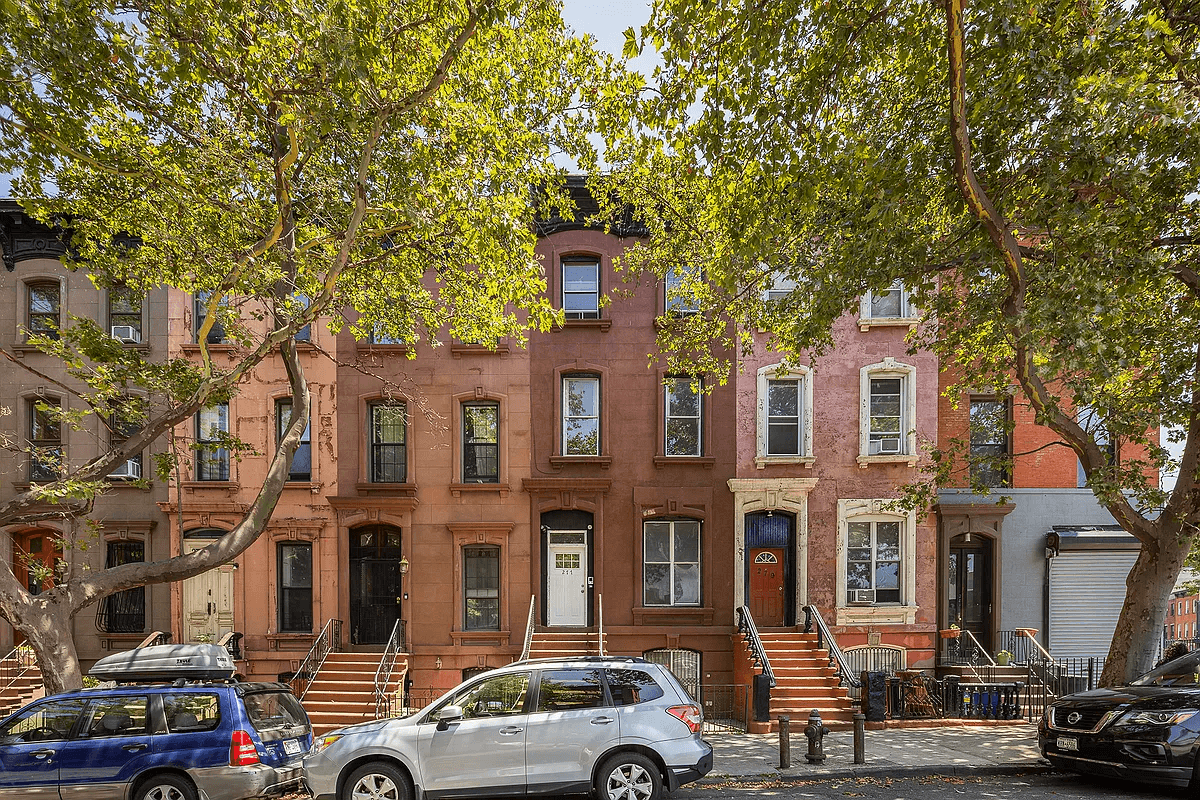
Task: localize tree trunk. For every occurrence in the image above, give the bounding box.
[18,601,82,695]
[1100,528,1190,686]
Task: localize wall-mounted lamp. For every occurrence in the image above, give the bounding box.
[399,556,410,576]
[963,532,972,543]
[435,656,442,670]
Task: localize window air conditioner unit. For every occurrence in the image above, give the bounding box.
[109,459,142,480]
[111,325,140,344]
[870,437,901,455]
[848,588,876,605]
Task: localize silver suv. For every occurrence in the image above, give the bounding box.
[302,656,713,800]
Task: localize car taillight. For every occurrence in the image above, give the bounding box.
[230,729,260,766]
[667,704,702,733]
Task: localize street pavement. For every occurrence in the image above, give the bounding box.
[703,721,1049,782]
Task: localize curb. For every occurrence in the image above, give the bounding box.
[701,760,1056,784]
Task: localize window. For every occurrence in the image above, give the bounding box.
[464,545,500,630]
[276,399,311,481]
[29,398,61,481]
[84,695,148,738]
[27,280,60,339]
[859,359,916,461]
[764,272,797,303]
[108,285,142,342]
[164,693,221,732]
[846,520,901,604]
[1077,404,1118,487]
[194,290,226,344]
[196,403,229,481]
[292,294,311,342]
[109,397,143,480]
[369,402,406,482]
[664,377,702,457]
[433,671,530,720]
[562,376,600,456]
[562,258,599,319]
[463,403,499,483]
[643,519,701,607]
[96,540,145,633]
[278,542,313,633]
[863,280,913,319]
[0,699,86,743]
[642,648,700,698]
[369,325,403,345]
[606,669,666,705]
[666,266,700,316]
[535,669,604,712]
[969,397,1011,488]
[756,365,812,462]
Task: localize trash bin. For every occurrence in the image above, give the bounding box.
[861,670,887,722]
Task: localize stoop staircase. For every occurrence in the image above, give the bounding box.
[302,651,407,736]
[757,630,856,731]
[0,647,44,719]
[525,628,606,660]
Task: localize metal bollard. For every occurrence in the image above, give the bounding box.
[853,712,865,764]
[804,709,831,764]
[778,715,791,768]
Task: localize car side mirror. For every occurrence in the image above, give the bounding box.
[436,705,464,732]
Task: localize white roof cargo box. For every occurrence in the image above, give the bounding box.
[89,643,235,682]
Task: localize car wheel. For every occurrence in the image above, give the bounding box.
[595,752,662,800]
[343,761,411,800]
[136,774,197,800]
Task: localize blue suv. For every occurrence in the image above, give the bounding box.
[0,644,311,800]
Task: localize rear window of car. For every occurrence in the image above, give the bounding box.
[536,669,605,712]
[243,690,308,742]
[605,669,665,706]
[83,695,149,737]
[164,693,222,733]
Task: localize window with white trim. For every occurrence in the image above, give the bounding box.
[666,266,700,316]
[562,258,600,319]
[859,359,917,461]
[836,499,918,619]
[563,376,600,456]
[846,520,901,604]
[862,280,913,320]
[643,519,700,607]
[664,376,702,456]
[756,365,812,461]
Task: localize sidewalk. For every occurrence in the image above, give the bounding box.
[704,722,1052,782]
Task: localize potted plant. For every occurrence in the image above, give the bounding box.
[939,624,961,639]
[995,649,1013,666]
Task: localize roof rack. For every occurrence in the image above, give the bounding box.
[89,644,236,682]
[509,655,648,665]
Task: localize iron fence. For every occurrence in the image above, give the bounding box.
[884,673,1024,721]
[699,684,748,733]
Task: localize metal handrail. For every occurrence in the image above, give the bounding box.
[1017,628,1055,665]
[218,631,243,660]
[802,605,860,690]
[597,594,605,656]
[136,631,172,648]
[962,629,997,668]
[0,645,37,694]
[735,606,775,687]
[519,596,536,661]
[374,619,404,718]
[290,618,342,700]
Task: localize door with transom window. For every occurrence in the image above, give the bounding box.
[547,531,587,627]
[750,549,786,626]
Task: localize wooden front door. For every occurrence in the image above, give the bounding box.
[12,532,61,644]
[182,540,235,643]
[749,548,786,626]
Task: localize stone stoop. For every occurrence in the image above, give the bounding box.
[0,661,44,719]
[755,631,856,733]
[525,628,605,660]
[302,651,406,736]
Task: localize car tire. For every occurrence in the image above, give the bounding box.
[135,773,197,800]
[595,752,663,800]
[343,761,412,800]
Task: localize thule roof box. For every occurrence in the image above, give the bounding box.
[89,643,235,682]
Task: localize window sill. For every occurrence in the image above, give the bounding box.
[856,454,917,468]
[179,343,238,353]
[836,605,917,626]
[356,343,415,356]
[99,633,150,651]
[755,456,815,470]
[267,632,316,651]
[105,479,154,490]
[450,629,511,647]
[181,480,240,490]
[653,455,715,469]
[356,481,418,497]
[549,455,613,469]
[283,481,322,492]
[451,342,511,357]
[857,317,919,332]
[632,606,715,626]
[10,343,55,357]
[450,482,511,498]
[555,318,612,331]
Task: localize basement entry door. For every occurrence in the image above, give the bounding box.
[547,531,587,626]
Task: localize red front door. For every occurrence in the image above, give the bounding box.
[749,548,786,626]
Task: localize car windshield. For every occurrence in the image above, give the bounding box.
[1131,651,1200,687]
[244,690,308,741]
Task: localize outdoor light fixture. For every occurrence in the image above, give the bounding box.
[399,556,410,575]
[435,656,442,669]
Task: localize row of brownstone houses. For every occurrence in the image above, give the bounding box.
[0,186,1149,702]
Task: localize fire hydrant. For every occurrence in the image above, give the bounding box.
[804,709,831,764]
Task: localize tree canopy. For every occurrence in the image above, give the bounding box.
[605,0,1200,682]
[0,0,623,691]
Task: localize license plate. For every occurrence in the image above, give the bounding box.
[1056,736,1079,752]
[283,738,302,756]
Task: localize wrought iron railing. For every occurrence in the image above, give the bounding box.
[289,618,342,700]
[995,629,1046,664]
[218,631,244,660]
[699,684,750,733]
[735,606,775,687]
[886,673,1024,720]
[0,645,37,694]
[802,605,859,692]
[943,629,996,679]
[95,587,146,633]
[374,619,406,719]
[519,596,536,662]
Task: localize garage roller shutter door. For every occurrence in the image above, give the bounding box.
[1048,550,1138,660]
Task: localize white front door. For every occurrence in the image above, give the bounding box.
[181,540,235,643]
[547,534,587,627]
